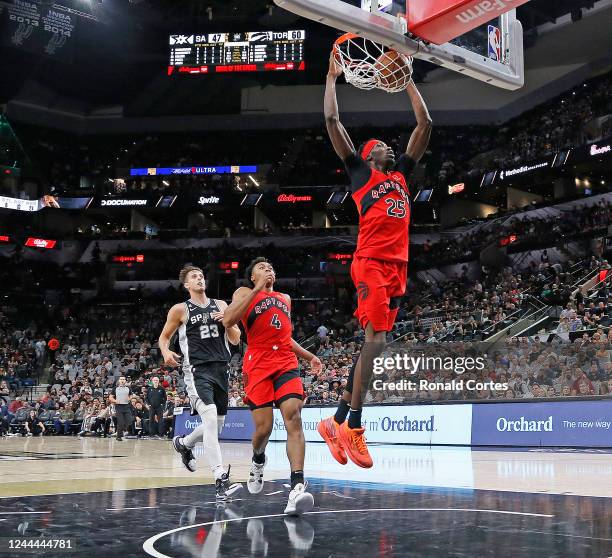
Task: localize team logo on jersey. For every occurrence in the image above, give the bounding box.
[357,282,369,301]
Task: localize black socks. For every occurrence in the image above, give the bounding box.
[291,470,304,488]
[348,408,362,429]
[253,450,266,465]
[334,399,350,424]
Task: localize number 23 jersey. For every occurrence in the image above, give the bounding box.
[241,290,298,374]
[345,152,416,263]
[178,298,232,368]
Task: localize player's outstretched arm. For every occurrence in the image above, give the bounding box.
[290,338,322,375]
[158,304,184,368]
[223,287,258,329]
[405,80,432,163]
[325,53,355,161]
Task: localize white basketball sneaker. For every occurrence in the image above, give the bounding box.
[247,455,267,494]
[284,483,314,516]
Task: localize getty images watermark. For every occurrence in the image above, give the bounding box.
[371,348,509,393]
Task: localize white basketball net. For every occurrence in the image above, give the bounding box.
[333,35,413,94]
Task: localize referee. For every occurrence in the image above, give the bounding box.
[109,376,132,441]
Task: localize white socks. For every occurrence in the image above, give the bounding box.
[183,401,224,477]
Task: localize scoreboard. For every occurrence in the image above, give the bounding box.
[168,30,306,75]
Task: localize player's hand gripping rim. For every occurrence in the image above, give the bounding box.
[328,52,343,78]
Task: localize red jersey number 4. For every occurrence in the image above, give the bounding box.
[270,313,282,329]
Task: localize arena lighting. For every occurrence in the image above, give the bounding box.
[24,237,57,249]
[590,142,611,156]
[327,192,349,204]
[111,255,145,263]
[248,175,260,187]
[500,235,518,247]
[448,183,465,195]
[219,261,240,271]
[131,165,257,176]
[162,180,170,186]
[277,194,313,203]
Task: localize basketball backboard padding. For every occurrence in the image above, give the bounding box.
[274,0,525,89]
[407,0,531,45]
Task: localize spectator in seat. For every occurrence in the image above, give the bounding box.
[131,401,149,438]
[0,401,12,436]
[568,312,583,332]
[8,396,25,415]
[92,404,112,437]
[54,403,74,435]
[24,409,45,437]
[0,380,9,398]
[73,400,88,434]
[573,370,595,394]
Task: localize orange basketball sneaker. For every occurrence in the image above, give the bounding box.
[317,417,347,465]
[337,422,373,468]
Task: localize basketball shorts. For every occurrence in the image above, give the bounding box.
[183,362,229,416]
[243,367,304,410]
[351,256,407,332]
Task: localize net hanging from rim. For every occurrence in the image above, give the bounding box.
[333,33,413,94]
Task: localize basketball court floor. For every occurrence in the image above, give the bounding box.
[1,437,610,557]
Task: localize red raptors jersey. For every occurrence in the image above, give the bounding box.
[345,153,415,263]
[241,290,298,374]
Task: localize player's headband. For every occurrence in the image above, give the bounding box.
[361,139,381,161]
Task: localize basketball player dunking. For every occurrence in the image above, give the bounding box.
[159,265,242,499]
[223,257,322,515]
[318,53,432,467]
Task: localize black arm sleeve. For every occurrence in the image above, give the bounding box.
[395,154,417,182]
[343,152,373,193]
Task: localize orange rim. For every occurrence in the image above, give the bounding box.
[333,32,360,46]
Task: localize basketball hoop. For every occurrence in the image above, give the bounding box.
[333,33,413,93]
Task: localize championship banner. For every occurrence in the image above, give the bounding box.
[0,0,99,60]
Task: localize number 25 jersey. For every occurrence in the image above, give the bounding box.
[345,152,416,263]
[241,290,298,374]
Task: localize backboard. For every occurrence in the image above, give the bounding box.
[273,0,525,89]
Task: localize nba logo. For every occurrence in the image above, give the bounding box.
[488,25,502,62]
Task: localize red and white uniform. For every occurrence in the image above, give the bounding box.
[241,290,303,408]
[345,152,415,331]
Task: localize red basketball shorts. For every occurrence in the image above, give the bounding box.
[351,256,407,332]
[243,352,304,409]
